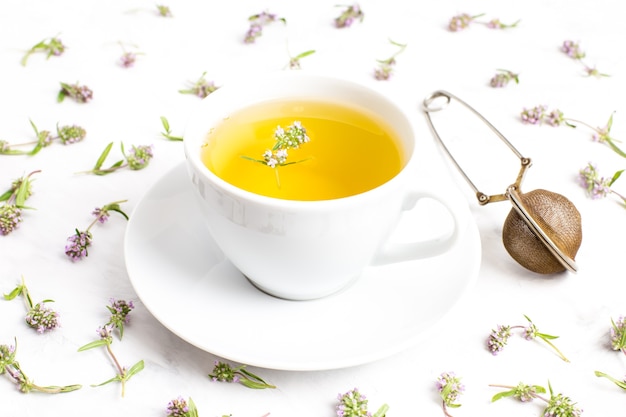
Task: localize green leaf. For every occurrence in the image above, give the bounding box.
[0,189,13,201]
[15,176,33,207]
[160,116,171,132]
[94,142,114,170]
[294,50,316,59]
[91,375,121,387]
[491,390,516,402]
[609,170,624,187]
[187,397,199,417]
[107,207,129,221]
[372,404,389,417]
[537,332,559,340]
[239,378,276,389]
[125,360,144,380]
[77,339,110,352]
[3,286,23,300]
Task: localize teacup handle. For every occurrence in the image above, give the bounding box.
[371,190,469,265]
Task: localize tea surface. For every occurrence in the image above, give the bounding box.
[201,98,404,200]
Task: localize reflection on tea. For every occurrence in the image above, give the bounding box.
[201,99,405,200]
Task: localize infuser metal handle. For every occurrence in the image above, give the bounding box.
[422,90,532,205]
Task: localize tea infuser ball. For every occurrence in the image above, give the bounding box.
[423,90,582,274]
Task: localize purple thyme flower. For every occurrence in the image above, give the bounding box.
[545,392,583,417]
[126,144,154,170]
[0,205,23,235]
[561,40,586,60]
[488,324,512,354]
[490,69,519,88]
[437,371,465,411]
[166,397,190,417]
[119,52,136,68]
[58,82,93,103]
[244,11,284,43]
[25,302,60,333]
[336,388,370,417]
[65,229,92,261]
[611,316,626,352]
[334,4,364,28]
[521,105,548,125]
[179,72,220,98]
[57,124,86,144]
[92,207,110,224]
[578,163,611,200]
[448,13,475,31]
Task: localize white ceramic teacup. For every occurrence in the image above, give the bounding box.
[184,72,468,301]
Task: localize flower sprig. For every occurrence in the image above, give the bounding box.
[487,315,569,362]
[64,200,128,261]
[179,72,220,98]
[287,49,316,70]
[374,39,407,80]
[58,81,93,103]
[594,316,626,391]
[334,4,364,28]
[0,120,86,156]
[1,339,81,394]
[578,163,626,206]
[490,69,519,88]
[160,116,183,141]
[448,13,519,31]
[80,142,154,175]
[0,170,39,236]
[336,388,388,417]
[166,396,199,417]
[78,299,143,397]
[21,35,65,66]
[4,276,60,334]
[118,42,143,68]
[209,360,275,389]
[436,372,464,417]
[490,381,582,417]
[561,40,609,78]
[244,10,286,43]
[243,121,310,168]
[521,107,625,158]
[156,4,173,17]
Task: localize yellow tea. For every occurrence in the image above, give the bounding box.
[201,98,405,200]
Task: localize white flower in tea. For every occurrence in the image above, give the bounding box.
[244,121,310,169]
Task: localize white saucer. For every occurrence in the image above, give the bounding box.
[124,162,481,371]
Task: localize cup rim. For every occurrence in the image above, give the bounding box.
[183,71,416,209]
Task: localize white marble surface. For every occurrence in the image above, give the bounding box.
[1,0,625,415]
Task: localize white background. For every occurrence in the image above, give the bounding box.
[1,1,625,416]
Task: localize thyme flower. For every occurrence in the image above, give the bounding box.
[336,388,389,417]
[436,372,464,417]
[118,42,143,68]
[578,163,625,205]
[610,316,626,353]
[179,72,220,98]
[287,49,316,70]
[4,276,60,333]
[561,40,609,78]
[243,121,310,169]
[167,396,199,417]
[0,120,86,156]
[80,142,154,175]
[487,315,569,361]
[490,69,519,88]
[78,299,143,397]
[1,339,81,394]
[64,200,128,261]
[521,107,625,158]
[21,35,65,66]
[334,4,364,28]
[448,13,519,31]
[0,170,39,235]
[156,5,173,17]
[490,381,582,416]
[209,360,275,389]
[374,39,407,80]
[244,10,286,43]
[58,82,93,103]
[160,116,183,141]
